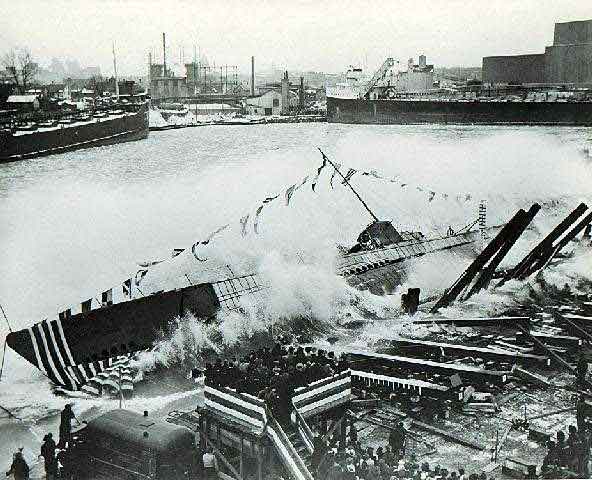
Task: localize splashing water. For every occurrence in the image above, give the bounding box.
[0,124,591,460]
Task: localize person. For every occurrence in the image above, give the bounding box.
[5,450,29,480]
[556,430,569,467]
[389,422,407,458]
[58,404,79,448]
[311,435,327,473]
[577,395,588,434]
[577,354,588,388]
[202,447,218,480]
[542,440,558,471]
[39,433,57,480]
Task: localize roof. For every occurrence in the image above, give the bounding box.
[7,95,38,103]
[84,409,195,455]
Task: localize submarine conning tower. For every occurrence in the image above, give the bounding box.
[356,220,404,250]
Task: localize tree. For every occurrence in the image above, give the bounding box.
[2,47,39,94]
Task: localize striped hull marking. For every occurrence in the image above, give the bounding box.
[24,318,98,390]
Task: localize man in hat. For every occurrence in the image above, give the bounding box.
[39,433,57,480]
[58,404,80,448]
[6,450,29,480]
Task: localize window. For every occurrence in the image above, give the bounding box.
[272,98,279,107]
[264,108,272,115]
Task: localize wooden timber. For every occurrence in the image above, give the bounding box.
[499,203,588,285]
[432,208,531,312]
[412,316,530,328]
[466,204,540,299]
[345,350,509,385]
[381,338,550,367]
[515,325,576,374]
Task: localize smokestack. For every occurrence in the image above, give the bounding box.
[163,33,167,77]
[299,76,304,111]
[251,56,255,96]
[281,71,289,115]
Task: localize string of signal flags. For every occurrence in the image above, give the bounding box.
[61,150,482,315]
[138,148,480,279]
[236,148,478,238]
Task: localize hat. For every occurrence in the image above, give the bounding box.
[296,363,305,371]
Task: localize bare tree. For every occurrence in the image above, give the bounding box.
[2,47,39,94]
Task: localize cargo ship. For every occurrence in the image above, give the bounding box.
[0,102,149,163]
[327,57,592,125]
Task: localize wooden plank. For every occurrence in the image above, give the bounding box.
[410,418,485,451]
[516,325,575,374]
[413,316,530,328]
[383,338,550,367]
[346,350,509,384]
[432,209,531,312]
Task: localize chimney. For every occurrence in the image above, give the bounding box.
[299,76,304,111]
[419,55,426,69]
[163,33,167,77]
[281,71,289,115]
[251,56,255,96]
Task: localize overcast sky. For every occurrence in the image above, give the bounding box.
[2,0,591,76]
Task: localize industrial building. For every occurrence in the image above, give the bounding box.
[483,19,592,86]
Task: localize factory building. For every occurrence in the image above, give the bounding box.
[483,19,592,86]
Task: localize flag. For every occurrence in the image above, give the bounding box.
[400,183,408,188]
[240,214,250,237]
[192,224,229,261]
[135,269,148,286]
[203,224,230,244]
[253,204,264,234]
[311,156,328,191]
[252,196,278,234]
[362,170,382,179]
[191,241,207,262]
[171,248,184,258]
[285,184,297,206]
[341,168,357,185]
[329,163,342,188]
[428,191,436,202]
[123,278,132,299]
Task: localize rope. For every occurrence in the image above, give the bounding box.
[0,303,12,333]
[0,340,6,382]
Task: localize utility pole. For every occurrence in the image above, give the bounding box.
[162,33,167,78]
[112,41,119,101]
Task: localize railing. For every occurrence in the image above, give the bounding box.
[266,415,314,480]
[292,403,315,455]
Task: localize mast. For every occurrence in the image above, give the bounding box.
[317,148,379,222]
[112,41,119,101]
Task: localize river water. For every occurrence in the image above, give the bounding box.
[1,123,591,468]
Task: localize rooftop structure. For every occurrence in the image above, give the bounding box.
[483,19,592,86]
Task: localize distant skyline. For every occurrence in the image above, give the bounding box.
[2,0,591,77]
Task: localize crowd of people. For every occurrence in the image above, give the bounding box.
[204,342,347,424]
[313,431,491,480]
[5,404,80,480]
[542,425,590,478]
